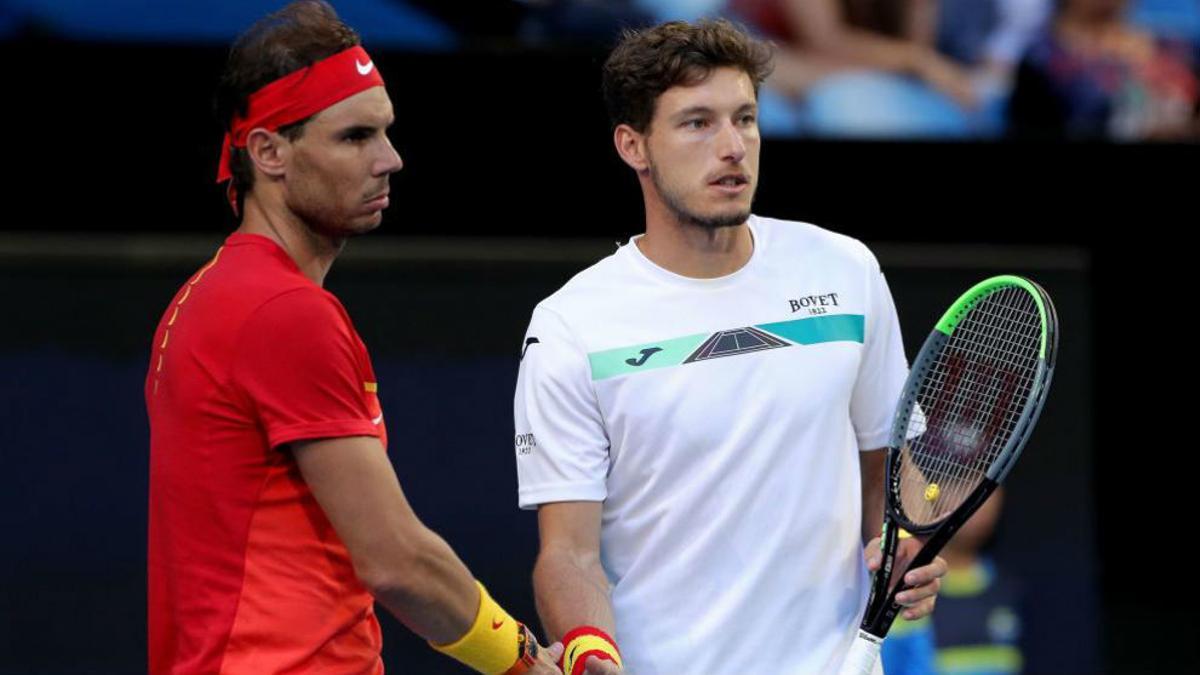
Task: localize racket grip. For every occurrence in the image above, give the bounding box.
[838,630,883,675]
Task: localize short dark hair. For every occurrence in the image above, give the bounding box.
[601,19,774,133]
[214,0,360,214]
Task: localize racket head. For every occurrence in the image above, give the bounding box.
[886,275,1058,534]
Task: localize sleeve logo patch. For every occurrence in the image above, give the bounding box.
[515,433,537,455]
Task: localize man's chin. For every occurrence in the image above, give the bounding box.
[343,211,385,235]
[304,213,382,242]
[358,213,384,232]
[685,207,751,230]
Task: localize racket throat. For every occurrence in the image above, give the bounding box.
[865,601,905,636]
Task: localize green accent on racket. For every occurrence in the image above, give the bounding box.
[935,275,1051,358]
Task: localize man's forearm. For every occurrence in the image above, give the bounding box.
[292,436,482,645]
[361,525,479,644]
[533,546,616,640]
[862,484,885,543]
[860,449,887,543]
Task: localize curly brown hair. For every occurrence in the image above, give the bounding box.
[214,0,360,215]
[602,19,774,134]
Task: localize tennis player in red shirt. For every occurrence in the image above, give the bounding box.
[145,2,560,673]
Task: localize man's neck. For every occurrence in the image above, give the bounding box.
[237,194,344,287]
[637,201,753,279]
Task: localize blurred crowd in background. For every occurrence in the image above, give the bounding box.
[521,0,1200,140]
[3,0,1197,141]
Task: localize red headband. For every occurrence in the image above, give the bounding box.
[216,45,385,207]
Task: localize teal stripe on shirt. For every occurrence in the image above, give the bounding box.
[586,314,865,381]
[756,313,864,345]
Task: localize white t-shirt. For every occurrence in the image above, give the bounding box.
[514,216,908,674]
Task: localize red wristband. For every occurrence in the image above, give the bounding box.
[560,626,621,675]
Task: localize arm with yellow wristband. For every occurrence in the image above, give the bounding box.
[432,581,564,675]
[532,502,624,675]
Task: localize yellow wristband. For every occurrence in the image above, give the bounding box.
[431,581,523,675]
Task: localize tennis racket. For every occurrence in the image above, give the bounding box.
[839,275,1059,675]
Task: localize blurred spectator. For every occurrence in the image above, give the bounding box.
[736,0,976,102]
[883,489,1026,675]
[734,0,988,137]
[1127,0,1200,51]
[1009,0,1200,140]
[931,489,1024,674]
[938,0,1051,71]
[881,613,938,675]
[937,0,1052,111]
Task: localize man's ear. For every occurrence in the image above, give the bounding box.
[245,127,289,179]
[614,123,649,173]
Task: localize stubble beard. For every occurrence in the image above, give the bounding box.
[288,187,379,247]
[649,162,752,231]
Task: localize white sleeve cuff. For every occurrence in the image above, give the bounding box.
[518,480,607,510]
[856,426,893,452]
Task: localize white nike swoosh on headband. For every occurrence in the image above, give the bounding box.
[371,413,384,425]
[356,59,374,76]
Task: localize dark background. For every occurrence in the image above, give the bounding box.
[0,24,1194,675]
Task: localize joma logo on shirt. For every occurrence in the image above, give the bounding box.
[788,292,840,315]
[515,433,538,455]
[625,347,662,367]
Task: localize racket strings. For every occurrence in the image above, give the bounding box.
[906,287,1040,502]
[899,286,1042,526]
[913,289,1039,483]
